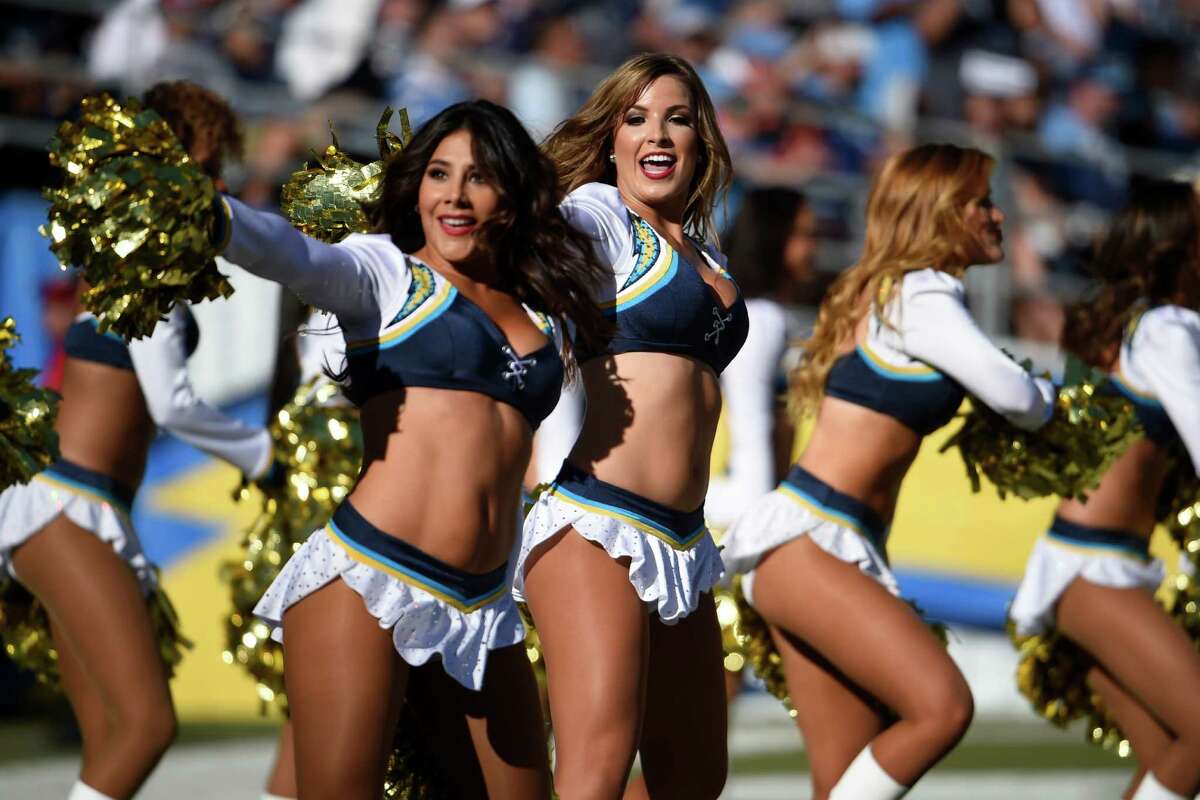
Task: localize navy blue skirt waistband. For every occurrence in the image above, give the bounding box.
[326,501,509,612]
[778,464,888,550]
[551,462,708,549]
[1048,515,1150,560]
[40,458,136,512]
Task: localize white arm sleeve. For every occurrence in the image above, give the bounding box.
[221,195,403,321]
[129,307,273,477]
[560,183,631,298]
[891,271,1054,431]
[707,300,788,527]
[1131,309,1200,475]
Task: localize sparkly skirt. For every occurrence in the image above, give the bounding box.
[253,500,524,691]
[513,463,725,623]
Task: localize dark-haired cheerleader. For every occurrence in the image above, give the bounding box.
[214,99,610,799]
[1010,180,1200,800]
[723,144,1055,799]
[0,81,273,800]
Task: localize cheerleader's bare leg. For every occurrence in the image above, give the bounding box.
[263,720,298,799]
[405,645,552,797]
[622,593,728,800]
[11,515,176,799]
[1057,579,1200,798]
[1084,668,1168,800]
[524,528,649,799]
[282,579,407,800]
[750,536,973,796]
[768,624,886,798]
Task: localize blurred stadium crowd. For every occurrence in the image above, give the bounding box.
[2,0,1200,352]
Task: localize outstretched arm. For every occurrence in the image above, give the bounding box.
[1136,311,1200,475]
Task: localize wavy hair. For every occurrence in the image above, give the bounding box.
[373,100,611,372]
[1063,179,1200,369]
[543,53,732,243]
[791,144,996,415]
[143,81,243,178]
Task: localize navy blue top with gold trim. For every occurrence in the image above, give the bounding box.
[561,182,748,375]
[826,343,965,436]
[65,307,199,371]
[341,259,564,429]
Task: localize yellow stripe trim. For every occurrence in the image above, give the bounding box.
[859,341,937,376]
[1113,369,1157,402]
[548,487,706,551]
[602,241,675,311]
[324,524,508,613]
[776,483,868,539]
[1043,535,1150,564]
[345,279,455,352]
[33,472,130,514]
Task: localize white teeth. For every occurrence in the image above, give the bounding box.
[442,218,472,227]
[641,155,674,165]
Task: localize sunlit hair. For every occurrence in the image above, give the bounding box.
[1063,179,1200,369]
[543,52,732,243]
[142,81,242,179]
[373,100,610,372]
[791,144,996,415]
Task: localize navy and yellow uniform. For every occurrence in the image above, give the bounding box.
[222,196,562,689]
[723,268,1055,602]
[515,182,749,623]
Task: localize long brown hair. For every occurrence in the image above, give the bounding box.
[373,100,610,371]
[791,144,996,415]
[543,53,732,243]
[1063,179,1200,369]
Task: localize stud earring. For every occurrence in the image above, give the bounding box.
[608,153,616,162]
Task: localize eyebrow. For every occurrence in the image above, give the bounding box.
[626,104,693,114]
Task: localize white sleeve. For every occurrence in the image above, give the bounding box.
[892,271,1055,431]
[221,195,403,321]
[559,183,631,295]
[129,307,274,478]
[1133,311,1200,475]
[707,300,788,527]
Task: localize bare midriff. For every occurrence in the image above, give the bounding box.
[568,351,723,512]
[797,396,924,522]
[1055,438,1171,540]
[350,386,533,574]
[54,358,155,490]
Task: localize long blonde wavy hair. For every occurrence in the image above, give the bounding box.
[791,143,997,416]
[543,53,732,243]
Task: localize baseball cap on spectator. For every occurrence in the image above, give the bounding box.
[959,50,1037,99]
[1078,58,1133,95]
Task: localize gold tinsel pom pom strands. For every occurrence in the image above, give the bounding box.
[942,358,1141,501]
[0,318,59,490]
[281,107,412,243]
[41,94,232,340]
[222,379,362,712]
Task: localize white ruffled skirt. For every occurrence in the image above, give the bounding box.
[513,465,725,623]
[722,465,899,606]
[0,464,154,594]
[1010,521,1163,637]
[254,506,525,692]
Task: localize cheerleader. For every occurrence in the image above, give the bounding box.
[722,144,1056,800]
[514,53,741,798]
[0,82,273,800]
[215,100,609,799]
[1009,180,1200,800]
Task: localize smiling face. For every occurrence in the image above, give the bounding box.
[416,128,500,269]
[611,75,701,220]
[962,189,1006,264]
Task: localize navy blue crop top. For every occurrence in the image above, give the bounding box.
[65,307,199,370]
[341,260,564,429]
[826,343,965,436]
[562,183,748,375]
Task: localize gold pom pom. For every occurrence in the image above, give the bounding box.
[0,319,60,490]
[222,378,363,714]
[280,107,412,243]
[0,567,191,688]
[41,93,232,340]
[942,360,1141,501]
[382,703,447,799]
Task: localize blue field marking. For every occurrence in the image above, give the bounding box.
[893,567,1015,630]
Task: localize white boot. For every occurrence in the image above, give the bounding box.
[1131,772,1187,800]
[828,744,910,800]
[67,781,117,800]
